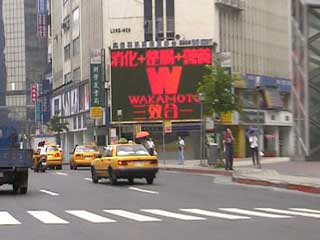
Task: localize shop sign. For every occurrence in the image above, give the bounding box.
[31,84,38,103]
[221,112,233,125]
[239,110,265,124]
[163,120,172,133]
[90,107,103,119]
[90,49,105,108]
[111,46,212,122]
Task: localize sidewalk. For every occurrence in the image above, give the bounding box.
[159,157,320,194]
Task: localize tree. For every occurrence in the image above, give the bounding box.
[46,115,69,145]
[197,65,241,116]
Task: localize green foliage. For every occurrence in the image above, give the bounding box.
[46,115,69,144]
[197,65,241,116]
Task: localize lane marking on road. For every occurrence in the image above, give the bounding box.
[0,212,21,225]
[56,172,68,176]
[84,178,92,181]
[220,208,292,218]
[27,211,69,224]
[66,210,116,223]
[40,189,59,196]
[255,208,320,218]
[180,209,251,220]
[289,208,320,214]
[141,209,206,220]
[104,210,161,222]
[128,187,159,194]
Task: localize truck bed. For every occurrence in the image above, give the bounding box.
[0,149,33,169]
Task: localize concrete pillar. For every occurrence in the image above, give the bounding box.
[275,127,280,157]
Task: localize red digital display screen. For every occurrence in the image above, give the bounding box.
[111,46,212,122]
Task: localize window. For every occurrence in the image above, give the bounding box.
[155,0,164,40]
[73,37,80,56]
[64,44,70,60]
[144,0,153,41]
[73,67,81,82]
[62,15,70,32]
[64,72,71,83]
[72,7,80,36]
[166,0,175,40]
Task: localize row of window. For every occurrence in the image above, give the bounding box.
[144,0,175,41]
[6,95,26,106]
[64,67,81,84]
[64,36,80,60]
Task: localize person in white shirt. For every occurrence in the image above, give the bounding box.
[248,130,260,168]
[177,136,185,165]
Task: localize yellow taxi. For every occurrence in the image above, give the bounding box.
[70,145,100,170]
[91,143,158,185]
[34,144,63,170]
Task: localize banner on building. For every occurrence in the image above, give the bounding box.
[90,49,105,110]
[31,84,38,103]
[111,46,213,122]
[37,0,47,37]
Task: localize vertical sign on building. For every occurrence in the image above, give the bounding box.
[90,49,105,119]
[31,84,38,103]
[38,0,47,37]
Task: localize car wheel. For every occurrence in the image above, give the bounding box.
[146,177,154,185]
[91,167,99,184]
[109,168,118,185]
[128,178,134,184]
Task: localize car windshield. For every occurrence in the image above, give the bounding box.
[116,145,149,156]
[47,146,59,152]
[76,146,98,152]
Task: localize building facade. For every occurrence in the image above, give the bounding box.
[0,0,47,133]
[49,0,292,161]
[291,0,320,161]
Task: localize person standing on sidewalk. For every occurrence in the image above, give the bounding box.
[177,136,185,165]
[248,131,259,166]
[223,128,234,171]
[248,130,261,168]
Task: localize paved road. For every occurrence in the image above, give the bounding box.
[0,168,319,240]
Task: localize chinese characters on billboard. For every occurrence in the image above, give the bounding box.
[111,46,212,122]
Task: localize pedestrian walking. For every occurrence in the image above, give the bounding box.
[177,136,185,165]
[223,128,234,171]
[248,130,261,168]
[146,137,156,156]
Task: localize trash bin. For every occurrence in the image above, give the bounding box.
[207,143,218,165]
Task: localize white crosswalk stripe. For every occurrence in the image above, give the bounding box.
[104,210,161,222]
[180,209,251,220]
[66,210,116,223]
[141,209,206,220]
[289,208,320,214]
[0,212,21,225]
[255,208,320,218]
[27,211,69,224]
[2,207,320,226]
[220,208,292,218]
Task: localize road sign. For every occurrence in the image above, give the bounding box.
[90,107,103,119]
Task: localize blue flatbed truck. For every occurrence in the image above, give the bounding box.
[0,123,33,194]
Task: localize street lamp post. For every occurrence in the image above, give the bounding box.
[117,109,122,139]
[199,93,205,166]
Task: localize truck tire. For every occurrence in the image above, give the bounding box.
[20,187,28,194]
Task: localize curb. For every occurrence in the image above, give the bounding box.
[159,166,233,177]
[232,177,320,194]
[159,166,320,195]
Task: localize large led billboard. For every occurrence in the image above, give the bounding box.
[111,46,212,122]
